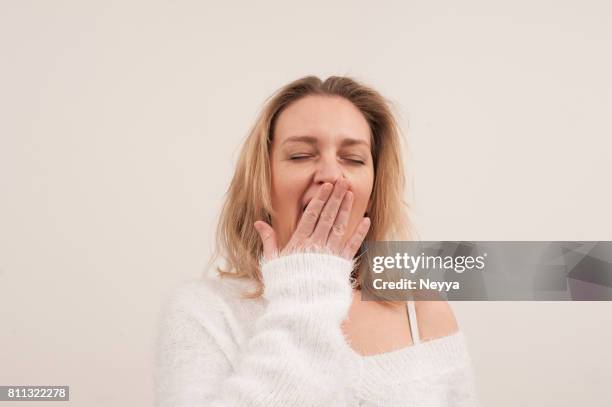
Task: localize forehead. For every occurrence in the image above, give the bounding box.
[273,95,371,146]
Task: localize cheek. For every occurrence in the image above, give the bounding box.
[270,176,308,249]
[350,189,371,220]
[350,172,374,212]
[270,176,305,226]
[346,177,373,229]
[272,175,301,206]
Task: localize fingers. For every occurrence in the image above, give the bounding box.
[326,190,353,252]
[254,220,278,261]
[310,178,350,243]
[341,217,371,260]
[292,183,333,241]
[269,178,370,261]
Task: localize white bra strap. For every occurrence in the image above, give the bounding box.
[407,299,421,344]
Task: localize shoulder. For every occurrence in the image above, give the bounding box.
[158,273,259,325]
[162,277,222,310]
[155,274,265,355]
[414,299,460,341]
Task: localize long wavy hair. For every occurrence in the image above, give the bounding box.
[208,75,415,299]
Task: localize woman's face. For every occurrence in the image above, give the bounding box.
[270,95,375,250]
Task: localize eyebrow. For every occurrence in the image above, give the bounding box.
[281,135,370,148]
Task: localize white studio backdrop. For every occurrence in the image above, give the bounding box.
[1,1,611,406]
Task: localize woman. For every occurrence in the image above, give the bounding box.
[154,76,479,406]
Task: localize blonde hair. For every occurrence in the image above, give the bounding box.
[208,75,414,299]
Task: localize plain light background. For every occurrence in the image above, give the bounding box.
[1,1,611,406]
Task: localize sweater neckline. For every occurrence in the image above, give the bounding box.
[348,330,471,390]
[212,274,470,371]
[347,330,464,361]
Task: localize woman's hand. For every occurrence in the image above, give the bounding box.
[254,178,371,262]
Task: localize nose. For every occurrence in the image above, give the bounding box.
[313,153,345,185]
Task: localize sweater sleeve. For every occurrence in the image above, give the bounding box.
[154,252,356,407]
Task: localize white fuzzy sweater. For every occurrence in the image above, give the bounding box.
[154,252,479,406]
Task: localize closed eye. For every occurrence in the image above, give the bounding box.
[289,155,365,164]
[289,155,311,161]
[345,158,366,165]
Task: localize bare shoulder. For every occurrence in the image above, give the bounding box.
[414,300,460,341]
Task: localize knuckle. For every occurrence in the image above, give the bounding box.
[332,224,346,236]
[321,212,336,224]
[303,210,319,223]
[304,238,324,251]
[293,230,307,241]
